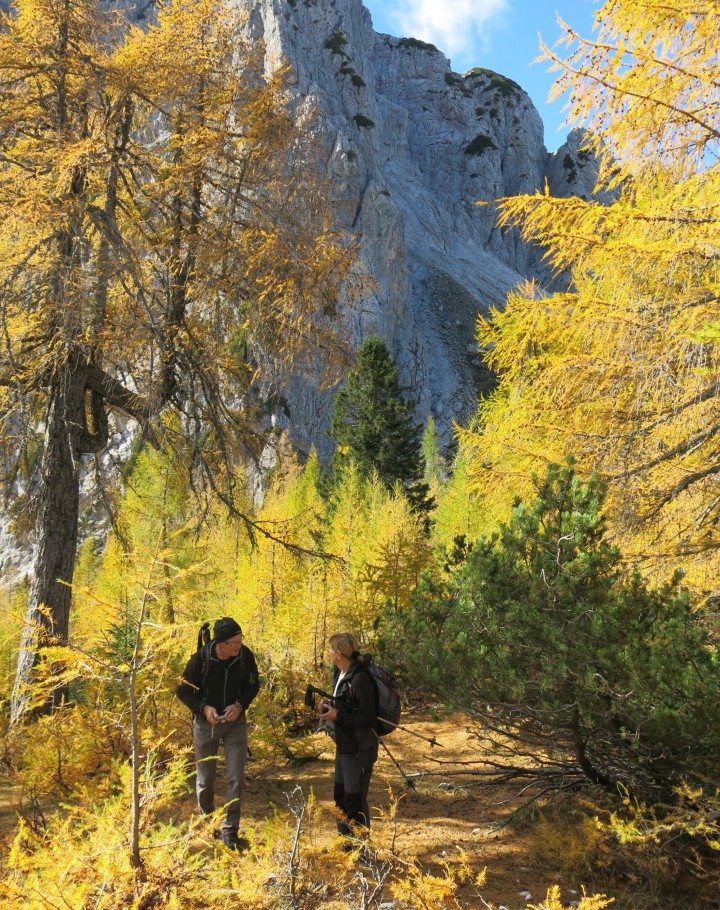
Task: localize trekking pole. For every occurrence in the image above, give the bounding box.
[374,732,416,789]
[304,684,348,708]
[377,716,443,747]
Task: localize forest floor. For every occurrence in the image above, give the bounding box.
[237,708,714,910]
[243,710,586,909]
[1,708,716,909]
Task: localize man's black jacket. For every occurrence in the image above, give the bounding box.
[177,642,260,716]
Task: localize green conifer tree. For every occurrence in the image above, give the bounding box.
[381,460,720,798]
[329,337,425,496]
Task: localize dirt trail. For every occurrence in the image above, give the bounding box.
[239,712,616,909]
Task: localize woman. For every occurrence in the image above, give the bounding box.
[320,632,378,844]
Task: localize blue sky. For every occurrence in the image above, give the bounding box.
[362,0,600,151]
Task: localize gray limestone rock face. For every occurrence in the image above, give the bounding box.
[240,0,598,457]
[545,128,612,203]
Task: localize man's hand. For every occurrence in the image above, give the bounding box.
[224,703,242,722]
[204,704,223,725]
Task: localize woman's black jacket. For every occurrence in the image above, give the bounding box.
[332,660,378,756]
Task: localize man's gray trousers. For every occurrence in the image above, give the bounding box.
[192,715,248,833]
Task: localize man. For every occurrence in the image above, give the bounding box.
[177,617,260,850]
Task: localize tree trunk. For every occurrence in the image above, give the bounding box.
[129,597,145,872]
[10,364,95,723]
[570,705,613,790]
[9,354,152,724]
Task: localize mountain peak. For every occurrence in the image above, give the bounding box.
[239,0,596,456]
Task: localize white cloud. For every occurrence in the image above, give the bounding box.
[389,0,508,63]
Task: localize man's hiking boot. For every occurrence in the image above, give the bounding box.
[221,830,249,851]
[221,830,240,850]
[338,838,370,862]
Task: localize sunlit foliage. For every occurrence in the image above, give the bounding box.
[460,0,720,596]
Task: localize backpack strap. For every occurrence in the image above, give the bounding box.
[197,622,210,650]
[195,622,212,683]
[199,641,212,685]
[346,657,381,717]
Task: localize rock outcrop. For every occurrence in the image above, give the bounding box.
[237,0,600,457]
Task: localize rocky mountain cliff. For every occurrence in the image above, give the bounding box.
[236,0,601,457]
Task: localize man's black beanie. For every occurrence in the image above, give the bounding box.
[213,617,242,643]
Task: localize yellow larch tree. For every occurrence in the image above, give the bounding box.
[357,487,432,614]
[0,0,357,719]
[431,453,488,552]
[220,446,340,671]
[323,464,431,634]
[459,0,720,597]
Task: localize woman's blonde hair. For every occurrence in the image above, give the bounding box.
[329,632,358,658]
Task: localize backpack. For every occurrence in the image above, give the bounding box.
[357,653,401,737]
[197,621,211,679]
